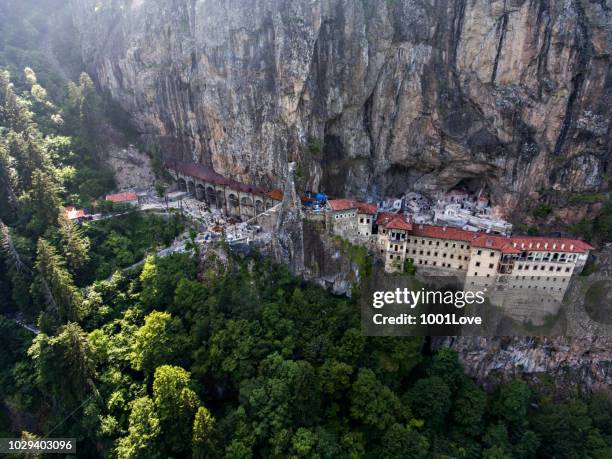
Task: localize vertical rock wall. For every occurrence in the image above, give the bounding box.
[70,0,610,219]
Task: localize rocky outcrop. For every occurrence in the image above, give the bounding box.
[70,0,610,219]
[272,162,305,274]
[302,219,361,296]
[437,336,612,394]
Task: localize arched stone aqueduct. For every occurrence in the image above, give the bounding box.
[172,163,281,221]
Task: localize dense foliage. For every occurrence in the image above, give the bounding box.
[83,211,184,281]
[3,249,612,458]
[1,8,611,458]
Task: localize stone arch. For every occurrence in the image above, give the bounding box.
[216,190,226,208]
[177,178,187,192]
[187,180,196,196]
[255,199,264,214]
[240,196,254,218]
[228,193,239,214]
[196,184,205,201]
[206,186,216,206]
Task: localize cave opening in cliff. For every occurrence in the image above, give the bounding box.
[451,177,490,198]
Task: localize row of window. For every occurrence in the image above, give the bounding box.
[334,212,356,219]
[520,252,575,261]
[416,259,463,269]
[411,250,469,260]
[516,276,567,283]
[474,261,495,269]
[511,284,565,291]
[409,239,469,250]
[516,264,571,273]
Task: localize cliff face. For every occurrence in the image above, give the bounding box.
[70,0,610,219]
[437,336,612,394]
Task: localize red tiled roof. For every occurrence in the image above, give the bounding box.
[328,199,358,211]
[386,215,412,231]
[63,206,86,220]
[328,199,377,214]
[411,224,592,254]
[166,160,283,201]
[356,202,378,215]
[412,224,479,242]
[471,234,519,253]
[105,192,138,203]
[501,236,593,254]
[376,212,412,231]
[266,189,283,201]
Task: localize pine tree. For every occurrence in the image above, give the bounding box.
[28,322,96,408]
[58,210,90,278]
[33,238,83,328]
[8,131,52,192]
[0,142,18,220]
[0,70,32,131]
[24,169,62,236]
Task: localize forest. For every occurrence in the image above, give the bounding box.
[0,2,611,457]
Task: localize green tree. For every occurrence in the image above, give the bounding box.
[450,378,487,439]
[130,311,182,374]
[350,368,405,431]
[317,359,353,396]
[28,322,95,408]
[116,396,161,459]
[531,398,612,458]
[23,169,61,235]
[0,142,18,220]
[493,379,531,436]
[380,423,429,459]
[409,375,452,430]
[290,427,317,457]
[192,405,215,459]
[0,70,32,133]
[427,347,464,394]
[139,253,198,310]
[152,365,199,455]
[208,319,265,383]
[64,73,103,152]
[33,238,83,327]
[58,210,90,278]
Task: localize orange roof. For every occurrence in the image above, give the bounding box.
[376,212,399,226]
[266,189,283,201]
[63,206,86,220]
[412,224,479,242]
[356,202,377,215]
[411,224,593,254]
[471,234,519,253]
[106,192,138,203]
[500,236,593,254]
[386,215,412,231]
[328,199,358,211]
[328,199,377,214]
